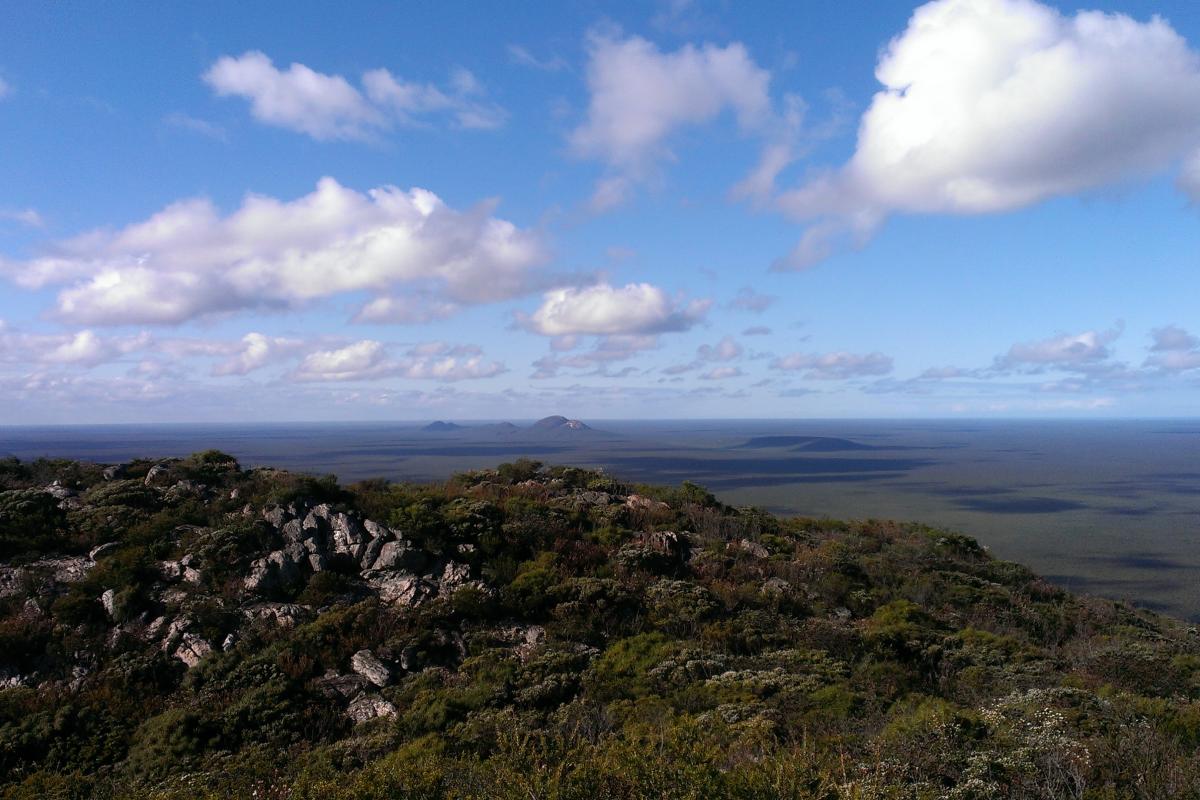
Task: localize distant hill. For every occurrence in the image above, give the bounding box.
[421,421,464,432]
[531,415,591,431]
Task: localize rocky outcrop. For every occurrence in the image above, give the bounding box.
[350,649,391,687]
[346,693,397,723]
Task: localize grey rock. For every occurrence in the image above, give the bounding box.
[346,693,397,724]
[315,671,369,700]
[262,505,292,530]
[365,571,432,607]
[242,602,311,629]
[371,540,423,572]
[363,519,391,539]
[733,538,770,559]
[144,463,170,486]
[100,589,116,619]
[222,633,237,651]
[44,482,77,500]
[350,649,392,687]
[88,542,120,561]
[761,577,791,596]
[102,464,125,481]
[439,561,471,592]
[174,632,213,668]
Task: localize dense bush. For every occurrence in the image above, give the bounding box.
[1,454,1199,798]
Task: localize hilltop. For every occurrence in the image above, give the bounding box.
[1,452,1199,798]
[419,416,595,436]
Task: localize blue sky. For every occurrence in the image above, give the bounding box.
[1,0,1198,422]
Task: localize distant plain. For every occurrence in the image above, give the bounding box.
[2,419,1197,618]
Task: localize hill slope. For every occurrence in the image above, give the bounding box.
[1,452,1199,798]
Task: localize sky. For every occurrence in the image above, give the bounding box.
[0,0,1198,423]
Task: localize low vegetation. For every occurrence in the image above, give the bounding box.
[1,453,1199,798]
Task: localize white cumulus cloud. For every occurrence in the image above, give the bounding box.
[775,0,1200,268]
[571,32,773,207]
[212,332,304,376]
[4,177,547,325]
[204,51,505,141]
[292,340,504,383]
[995,326,1122,372]
[523,283,709,337]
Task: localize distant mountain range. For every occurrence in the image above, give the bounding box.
[421,416,594,435]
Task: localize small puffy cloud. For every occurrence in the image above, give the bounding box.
[204,52,381,140]
[0,326,149,368]
[770,350,893,380]
[531,334,657,378]
[697,335,742,362]
[774,0,1200,268]
[363,66,506,130]
[293,341,391,382]
[728,286,776,313]
[0,208,43,228]
[1150,325,1200,352]
[5,177,546,325]
[292,340,504,383]
[995,326,1122,372]
[523,283,709,336]
[571,32,772,205]
[700,366,743,380]
[204,51,506,141]
[212,332,304,376]
[353,295,460,325]
[1146,325,1200,372]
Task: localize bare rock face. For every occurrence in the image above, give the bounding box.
[625,494,671,512]
[243,544,306,594]
[346,693,397,724]
[438,561,472,592]
[174,633,213,668]
[143,463,170,487]
[88,542,120,561]
[0,556,94,599]
[371,540,423,572]
[100,589,116,619]
[350,649,392,687]
[315,671,369,700]
[364,572,433,607]
[732,538,770,559]
[242,602,312,629]
[160,618,213,668]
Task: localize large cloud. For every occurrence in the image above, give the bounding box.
[523,283,709,337]
[994,326,1122,373]
[571,32,773,209]
[204,52,504,141]
[4,177,547,325]
[0,326,149,368]
[775,0,1200,268]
